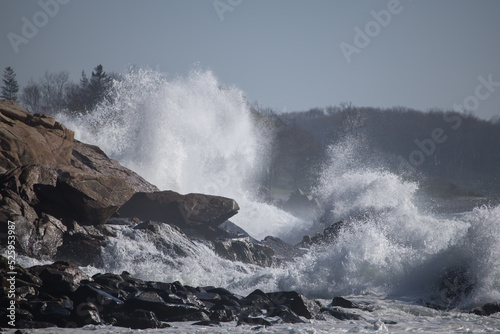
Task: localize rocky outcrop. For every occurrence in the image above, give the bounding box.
[0,100,157,194]
[0,100,74,174]
[117,191,239,239]
[0,100,157,265]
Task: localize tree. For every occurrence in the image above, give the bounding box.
[65,71,91,114]
[39,71,70,114]
[1,67,19,101]
[89,64,111,108]
[20,79,42,113]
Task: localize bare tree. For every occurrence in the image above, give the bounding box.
[20,79,42,113]
[40,71,69,114]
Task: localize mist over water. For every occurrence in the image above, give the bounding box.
[59,68,500,309]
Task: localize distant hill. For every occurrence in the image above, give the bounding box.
[260,106,500,198]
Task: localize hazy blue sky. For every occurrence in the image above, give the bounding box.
[1,0,499,119]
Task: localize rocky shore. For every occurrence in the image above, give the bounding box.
[0,255,376,329]
[1,99,499,329]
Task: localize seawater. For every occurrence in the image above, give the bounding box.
[33,67,500,333]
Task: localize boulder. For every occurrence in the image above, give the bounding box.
[117,191,239,239]
[34,171,136,225]
[267,291,321,319]
[331,296,360,309]
[111,309,168,329]
[29,261,90,296]
[472,302,500,316]
[213,237,275,267]
[15,214,67,260]
[320,307,363,320]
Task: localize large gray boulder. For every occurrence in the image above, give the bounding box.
[117,191,240,239]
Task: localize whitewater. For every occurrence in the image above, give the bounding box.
[14,67,500,333]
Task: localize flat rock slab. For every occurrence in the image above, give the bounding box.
[118,190,239,229]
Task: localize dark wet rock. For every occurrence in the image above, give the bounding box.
[29,261,90,297]
[192,320,221,326]
[0,166,129,264]
[36,172,135,226]
[72,302,103,326]
[242,289,275,311]
[73,284,124,315]
[37,300,72,327]
[299,221,347,247]
[4,257,368,329]
[125,296,201,321]
[0,256,42,287]
[267,291,321,319]
[331,296,360,309]
[213,237,275,267]
[237,315,273,326]
[261,236,305,259]
[195,291,221,302]
[320,306,363,320]
[267,305,305,323]
[472,302,500,316]
[218,220,257,240]
[111,309,169,329]
[55,233,105,267]
[117,190,239,239]
[209,304,236,322]
[169,310,211,322]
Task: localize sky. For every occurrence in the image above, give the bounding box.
[1,0,500,120]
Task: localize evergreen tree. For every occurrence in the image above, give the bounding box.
[89,64,110,107]
[1,67,19,102]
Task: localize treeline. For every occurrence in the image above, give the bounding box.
[264,105,500,197]
[1,65,117,115]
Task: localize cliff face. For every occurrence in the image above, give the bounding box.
[0,99,160,263]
